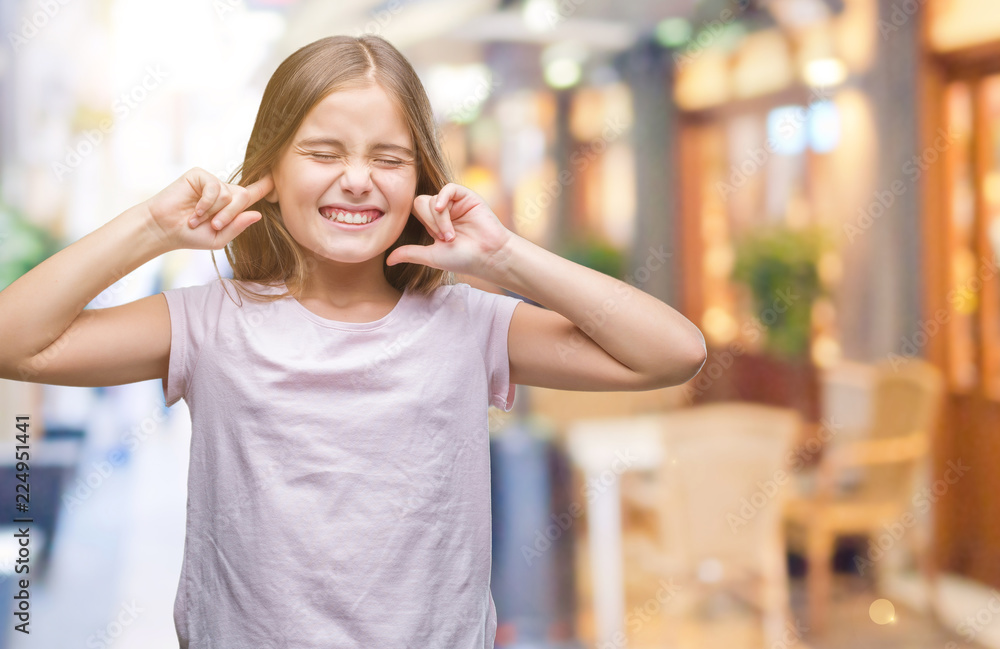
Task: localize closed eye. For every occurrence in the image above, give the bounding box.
[310,153,404,166]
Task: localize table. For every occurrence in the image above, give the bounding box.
[564,413,666,648]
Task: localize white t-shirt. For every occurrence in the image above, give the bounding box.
[161,278,522,648]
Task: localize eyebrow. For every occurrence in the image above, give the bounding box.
[294,137,414,158]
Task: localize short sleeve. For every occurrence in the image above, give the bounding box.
[455,283,523,412]
[160,280,225,408]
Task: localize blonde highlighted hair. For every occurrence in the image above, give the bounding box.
[212,34,455,303]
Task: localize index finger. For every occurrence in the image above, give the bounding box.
[434,183,458,211]
[243,173,274,205]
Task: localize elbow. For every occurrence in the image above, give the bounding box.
[648,332,707,389]
[630,325,708,390]
[672,342,708,387]
[684,340,708,384]
[689,328,708,378]
[635,346,707,390]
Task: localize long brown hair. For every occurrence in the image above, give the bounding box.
[213,34,455,304]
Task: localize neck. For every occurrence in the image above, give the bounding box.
[297,251,399,306]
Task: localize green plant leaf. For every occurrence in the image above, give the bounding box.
[730,223,834,360]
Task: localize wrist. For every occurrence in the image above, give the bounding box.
[120,202,177,258]
[481,231,524,284]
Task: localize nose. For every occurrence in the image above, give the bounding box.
[339,157,374,196]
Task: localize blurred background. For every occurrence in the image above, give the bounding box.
[1,0,998,647]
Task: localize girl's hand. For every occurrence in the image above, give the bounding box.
[387,182,514,277]
[142,167,274,250]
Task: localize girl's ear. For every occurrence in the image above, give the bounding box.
[262,171,278,203]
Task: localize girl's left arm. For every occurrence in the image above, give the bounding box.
[392,183,708,392]
[485,233,707,392]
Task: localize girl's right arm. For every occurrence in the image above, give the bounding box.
[0,167,273,388]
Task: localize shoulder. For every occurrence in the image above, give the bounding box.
[419,282,503,316]
[161,278,224,310]
[162,277,283,314]
[425,283,523,333]
[165,277,287,297]
[431,282,520,306]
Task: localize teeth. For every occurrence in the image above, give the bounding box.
[320,208,381,224]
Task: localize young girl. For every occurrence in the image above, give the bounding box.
[0,35,707,648]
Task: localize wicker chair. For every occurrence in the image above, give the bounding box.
[783,356,945,634]
[622,402,802,648]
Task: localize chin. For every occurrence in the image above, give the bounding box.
[310,246,387,266]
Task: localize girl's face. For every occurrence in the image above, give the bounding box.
[267,84,419,267]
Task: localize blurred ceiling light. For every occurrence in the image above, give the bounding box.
[425,64,495,124]
[767,105,808,156]
[542,42,588,89]
[655,17,692,48]
[803,56,846,87]
[544,59,582,89]
[767,0,831,29]
[522,0,561,33]
[807,100,840,152]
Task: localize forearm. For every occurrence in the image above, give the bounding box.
[485,233,707,381]
[0,204,171,367]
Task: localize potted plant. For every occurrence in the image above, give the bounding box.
[731,222,832,360]
[726,222,834,421]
